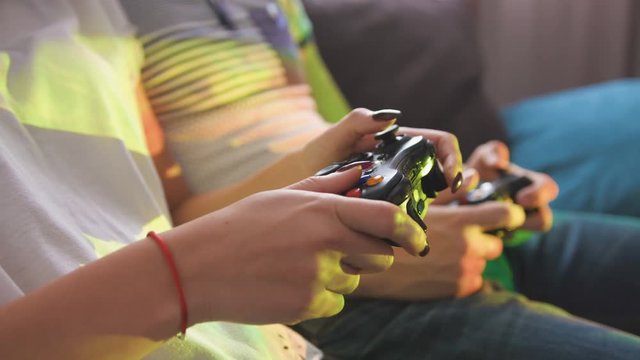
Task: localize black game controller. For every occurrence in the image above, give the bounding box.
[316,123,449,254]
[460,171,534,238]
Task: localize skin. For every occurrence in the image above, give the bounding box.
[0,168,429,359]
[0,87,461,358]
[355,140,560,300]
[165,108,464,224]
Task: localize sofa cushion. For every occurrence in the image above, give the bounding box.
[303,0,507,158]
[504,79,640,217]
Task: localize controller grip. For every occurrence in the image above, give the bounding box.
[504,175,534,199]
[421,162,448,197]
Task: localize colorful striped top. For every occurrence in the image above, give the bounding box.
[122,0,333,193]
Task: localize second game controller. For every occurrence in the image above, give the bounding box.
[460,172,534,238]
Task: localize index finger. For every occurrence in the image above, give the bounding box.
[508,164,559,207]
[399,127,464,192]
[333,197,428,257]
[515,173,559,208]
[461,202,526,232]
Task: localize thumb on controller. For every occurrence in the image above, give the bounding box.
[287,166,363,194]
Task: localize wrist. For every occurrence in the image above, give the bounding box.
[120,237,187,340]
[147,231,188,337]
[159,224,230,327]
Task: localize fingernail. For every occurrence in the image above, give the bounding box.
[419,243,430,257]
[451,172,463,193]
[372,109,402,121]
[336,164,363,173]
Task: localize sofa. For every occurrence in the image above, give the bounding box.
[304,0,640,218]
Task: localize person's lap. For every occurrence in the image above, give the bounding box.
[506,209,640,335]
[296,211,640,359]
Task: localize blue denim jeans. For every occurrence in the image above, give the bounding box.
[295,211,640,359]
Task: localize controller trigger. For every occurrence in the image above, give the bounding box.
[421,162,448,195]
[406,199,427,231]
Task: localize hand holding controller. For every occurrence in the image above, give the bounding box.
[460,171,534,238]
[316,114,449,255]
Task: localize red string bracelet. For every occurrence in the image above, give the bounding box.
[147,231,188,338]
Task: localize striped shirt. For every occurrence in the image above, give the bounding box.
[122,0,329,193]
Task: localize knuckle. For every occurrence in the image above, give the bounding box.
[343,275,361,294]
[304,196,333,216]
[351,107,371,118]
[456,229,474,254]
[495,203,512,218]
[457,274,483,296]
[296,261,320,283]
[286,287,316,319]
[487,140,506,150]
[542,174,560,196]
[320,234,344,250]
[327,295,346,317]
[373,202,402,234]
[292,295,313,318]
[446,132,460,146]
[488,203,515,226]
[460,257,486,277]
[487,239,504,259]
[299,176,326,192]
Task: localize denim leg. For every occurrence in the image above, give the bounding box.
[296,288,640,360]
[506,210,640,335]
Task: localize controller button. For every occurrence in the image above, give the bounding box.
[345,188,362,198]
[337,160,374,172]
[358,175,371,186]
[366,175,384,186]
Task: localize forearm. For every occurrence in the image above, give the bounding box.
[172,149,316,223]
[0,238,181,359]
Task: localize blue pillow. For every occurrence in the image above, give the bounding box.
[503,79,640,218]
